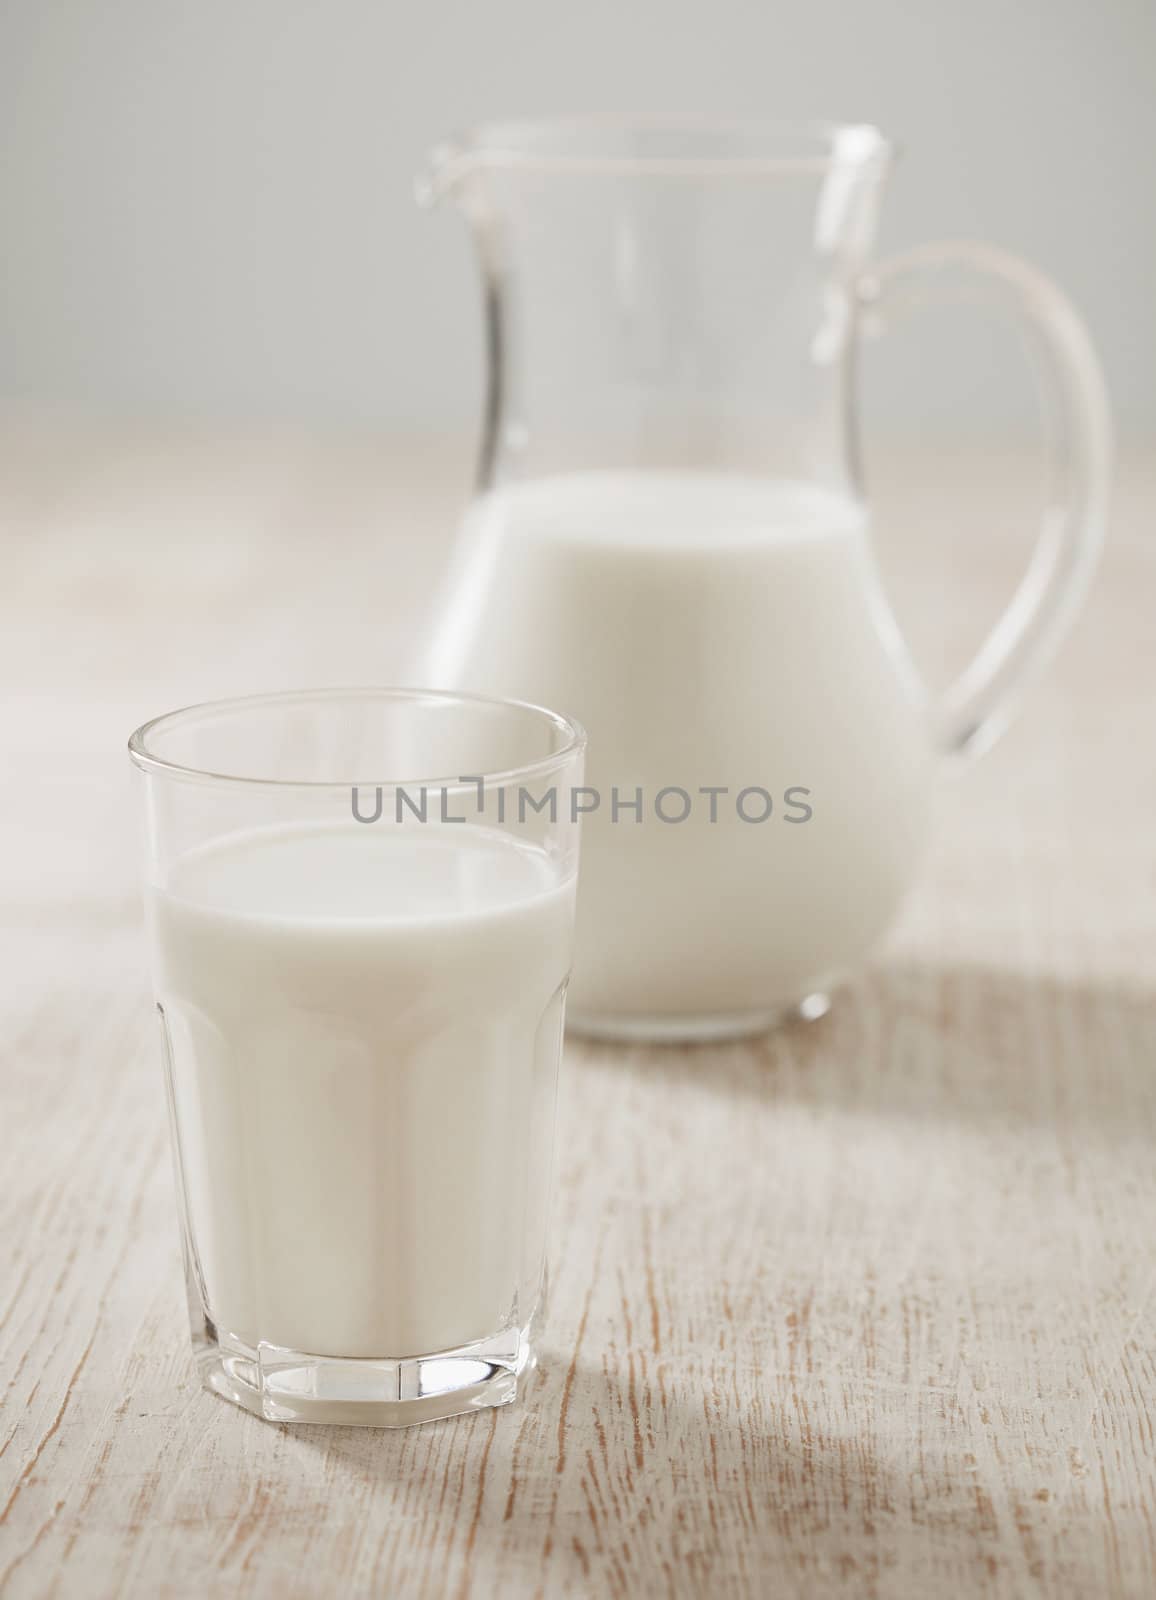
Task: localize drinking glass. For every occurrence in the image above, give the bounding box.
[129,688,585,1426]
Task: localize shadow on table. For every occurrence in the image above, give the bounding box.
[280,1344,1125,1593]
[571,962,1156,1140]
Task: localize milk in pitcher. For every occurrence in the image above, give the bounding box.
[422,471,934,1031]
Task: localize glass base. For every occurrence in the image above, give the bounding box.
[567,990,832,1044]
[192,1322,531,1427]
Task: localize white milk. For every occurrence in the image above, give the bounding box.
[151,823,575,1359]
[422,471,934,1023]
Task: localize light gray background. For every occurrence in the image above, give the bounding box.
[0,0,1151,440]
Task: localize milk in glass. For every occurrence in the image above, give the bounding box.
[151,822,574,1358]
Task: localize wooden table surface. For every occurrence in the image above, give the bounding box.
[2,428,1154,1598]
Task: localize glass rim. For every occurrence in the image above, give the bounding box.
[127,686,587,793]
[420,117,894,200]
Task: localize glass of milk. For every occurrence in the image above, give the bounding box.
[129,688,585,1427]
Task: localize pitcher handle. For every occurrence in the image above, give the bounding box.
[858,242,1111,761]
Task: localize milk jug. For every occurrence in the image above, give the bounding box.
[417,120,1110,1040]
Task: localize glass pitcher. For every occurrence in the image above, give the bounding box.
[415,119,1110,1042]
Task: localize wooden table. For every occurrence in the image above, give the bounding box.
[2,429,1154,1597]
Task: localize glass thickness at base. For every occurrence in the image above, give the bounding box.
[193,1322,533,1428]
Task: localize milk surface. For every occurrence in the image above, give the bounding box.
[152,823,575,1358]
[422,471,934,1022]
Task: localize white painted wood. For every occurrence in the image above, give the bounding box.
[2,430,1154,1597]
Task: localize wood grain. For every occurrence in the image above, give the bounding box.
[2,429,1154,1598]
